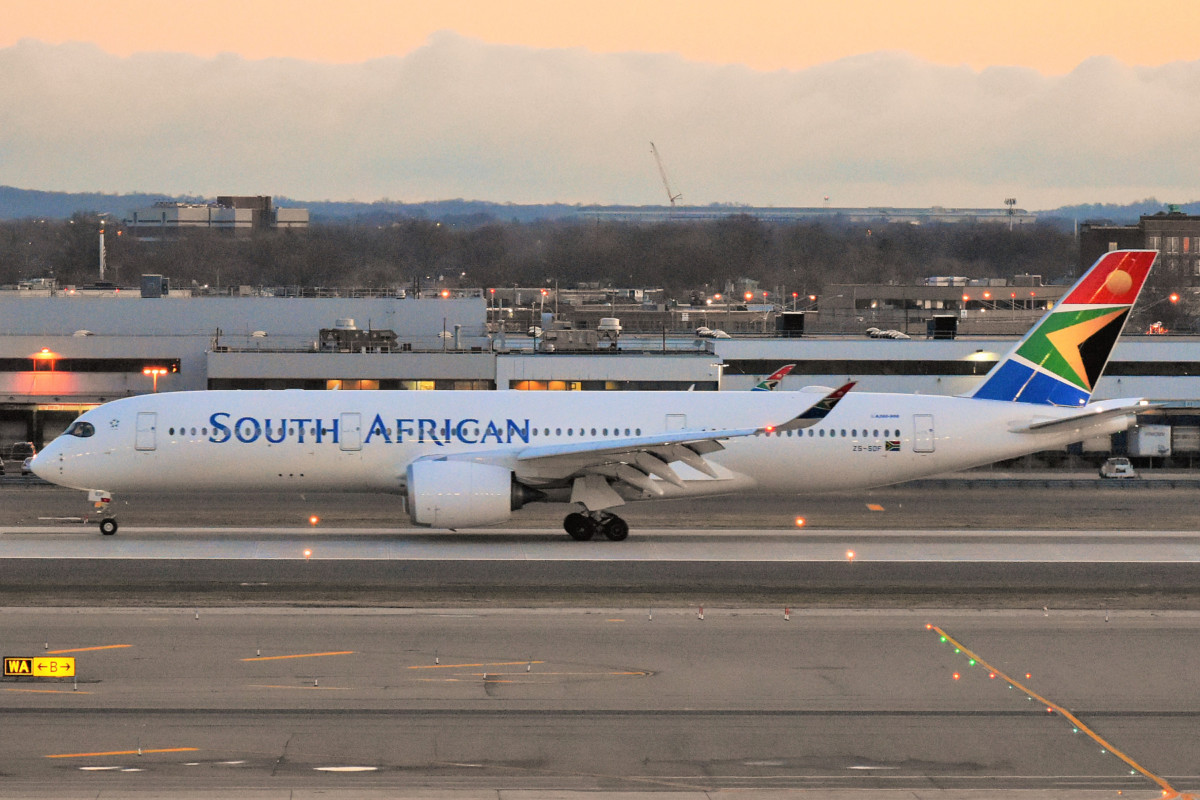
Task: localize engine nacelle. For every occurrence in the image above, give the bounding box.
[406,460,528,528]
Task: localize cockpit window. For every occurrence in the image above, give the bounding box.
[65,421,95,438]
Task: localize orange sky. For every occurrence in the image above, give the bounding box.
[7,0,1200,74]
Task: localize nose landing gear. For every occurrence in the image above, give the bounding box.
[562,510,630,541]
[85,490,118,536]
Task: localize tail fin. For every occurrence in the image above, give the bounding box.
[970,249,1156,406]
[752,364,795,391]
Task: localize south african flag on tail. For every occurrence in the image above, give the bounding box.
[970,250,1156,406]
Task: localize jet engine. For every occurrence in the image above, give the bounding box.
[405,460,542,528]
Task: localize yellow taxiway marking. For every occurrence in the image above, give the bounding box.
[607,619,625,622]
[866,503,885,511]
[5,687,91,694]
[46,644,131,654]
[931,625,1189,800]
[241,650,355,662]
[46,747,198,759]
[408,660,545,670]
[247,684,350,691]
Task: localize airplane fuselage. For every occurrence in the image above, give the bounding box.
[35,388,1132,499]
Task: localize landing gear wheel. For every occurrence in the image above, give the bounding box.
[601,516,629,541]
[99,518,118,536]
[564,512,595,541]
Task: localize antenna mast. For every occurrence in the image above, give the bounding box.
[650,142,682,207]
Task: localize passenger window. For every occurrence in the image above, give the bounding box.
[567,428,573,436]
[191,427,197,436]
[873,429,879,437]
[819,429,825,437]
[556,428,561,436]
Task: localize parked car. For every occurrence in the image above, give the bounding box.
[1099,457,1138,479]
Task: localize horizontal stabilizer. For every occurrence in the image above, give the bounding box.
[1009,398,1150,434]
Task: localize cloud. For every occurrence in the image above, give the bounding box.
[1,34,1198,207]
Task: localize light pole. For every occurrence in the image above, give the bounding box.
[143,367,167,393]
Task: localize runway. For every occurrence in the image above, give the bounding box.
[2,607,1199,797]
[3,527,1200,599]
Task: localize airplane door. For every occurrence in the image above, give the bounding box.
[340,413,362,451]
[666,414,687,431]
[135,412,157,451]
[913,414,934,453]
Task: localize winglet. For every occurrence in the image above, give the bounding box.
[751,364,796,391]
[773,382,855,432]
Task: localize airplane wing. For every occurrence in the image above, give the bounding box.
[1009,397,1151,435]
[446,382,855,509]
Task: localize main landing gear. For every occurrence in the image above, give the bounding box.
[563,510,630,542]
[99,518,119,536]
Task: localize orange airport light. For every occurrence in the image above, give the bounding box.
[31,348,59,371]
[143,366,168,392]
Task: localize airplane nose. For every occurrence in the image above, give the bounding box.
[29,450,53,481]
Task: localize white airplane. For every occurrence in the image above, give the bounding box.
[33,250,1157,540]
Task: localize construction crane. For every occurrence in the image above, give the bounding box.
[649,142,682,207]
